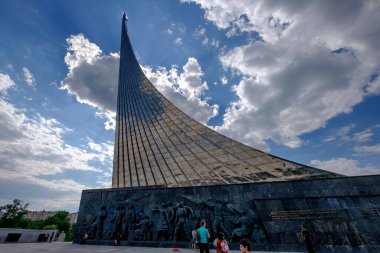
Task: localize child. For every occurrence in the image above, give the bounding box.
[191,225,198,250]
[216,232,229,253]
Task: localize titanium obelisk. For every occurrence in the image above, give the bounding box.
[112,13,338,188]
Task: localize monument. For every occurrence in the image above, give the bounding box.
[74,13,380,252]
[111,16,337,188]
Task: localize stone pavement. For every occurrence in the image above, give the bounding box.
[0,242,299,253]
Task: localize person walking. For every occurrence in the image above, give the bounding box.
[198,220,210,253]
[239,239,250,253]
[215,232,229,253]
[301,224,315,253]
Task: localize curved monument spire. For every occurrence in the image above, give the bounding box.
[112,14,338,188]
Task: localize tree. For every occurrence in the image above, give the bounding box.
[65,223,76,242]
[0,199,29,228]
[27,220,44,229]
[44,211,70,233]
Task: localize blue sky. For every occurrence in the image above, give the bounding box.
[0,0,379,212]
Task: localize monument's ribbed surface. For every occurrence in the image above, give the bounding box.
[112,15,338,188]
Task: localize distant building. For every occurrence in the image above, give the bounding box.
[68,213,77,224]
[25,211,77,224]
[25,211,57,221]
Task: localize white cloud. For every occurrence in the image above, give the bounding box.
[220,76,228,85]
[354,144,380,154]
[88,138,114,164]
[6,64,14,71]
[95,110,116,131]
[323,124,356,143]
[143,57,219,123]
[194,26,206,37]
[167,23,187,38]
[61,34,118,112]
[0,100,103,175]
[0,169,88,212]
[179,57,208,96]
[202,37,208,46]
[184,0,380,149]
[166,28,174,36]
[0,73,15,95]
[0,75,113,211]
[210,38,219,48]
[194,27,219,49]
[323,124,377,145]
[61,34,218,126]
[22,67,35,87]
[175,37,183,45]
[365,75,380,95]
[218,43,369,149]
[310,158,379,176]
[202,37,220,49]
[352,128,373,143]
[61,34,119,130]
[64,34,102,71]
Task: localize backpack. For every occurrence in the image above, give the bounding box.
[221,240,229,252]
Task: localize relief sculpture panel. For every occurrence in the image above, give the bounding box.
[74,176,380,251]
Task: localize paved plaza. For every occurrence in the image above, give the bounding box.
[0,242,298,253]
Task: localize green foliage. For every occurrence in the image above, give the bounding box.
[65,224,76,242]
[0,199,29,228]
[43,224,58,230]
[16,218,30,229]
[44,211,70,233]
[27,220,44,229]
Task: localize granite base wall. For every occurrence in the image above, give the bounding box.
[74,176,380,252]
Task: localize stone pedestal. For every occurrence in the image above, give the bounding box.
[74,175,380,252]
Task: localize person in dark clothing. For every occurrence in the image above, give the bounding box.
[50,232,55,242]
[301,224,315,253]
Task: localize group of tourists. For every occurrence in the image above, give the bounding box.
[81,215,313,252]
[192,220,250,253]
[191,221,314,253]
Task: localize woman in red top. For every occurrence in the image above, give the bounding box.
[216,232,229,253]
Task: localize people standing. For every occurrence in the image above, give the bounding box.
[192,224,199,251]
[301,224,315,253]
[44,232,49,242]
[198,220,210,253]
[239,239,250,253]
[216,232,229,253]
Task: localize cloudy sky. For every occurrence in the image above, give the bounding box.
[0,0,379,212]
